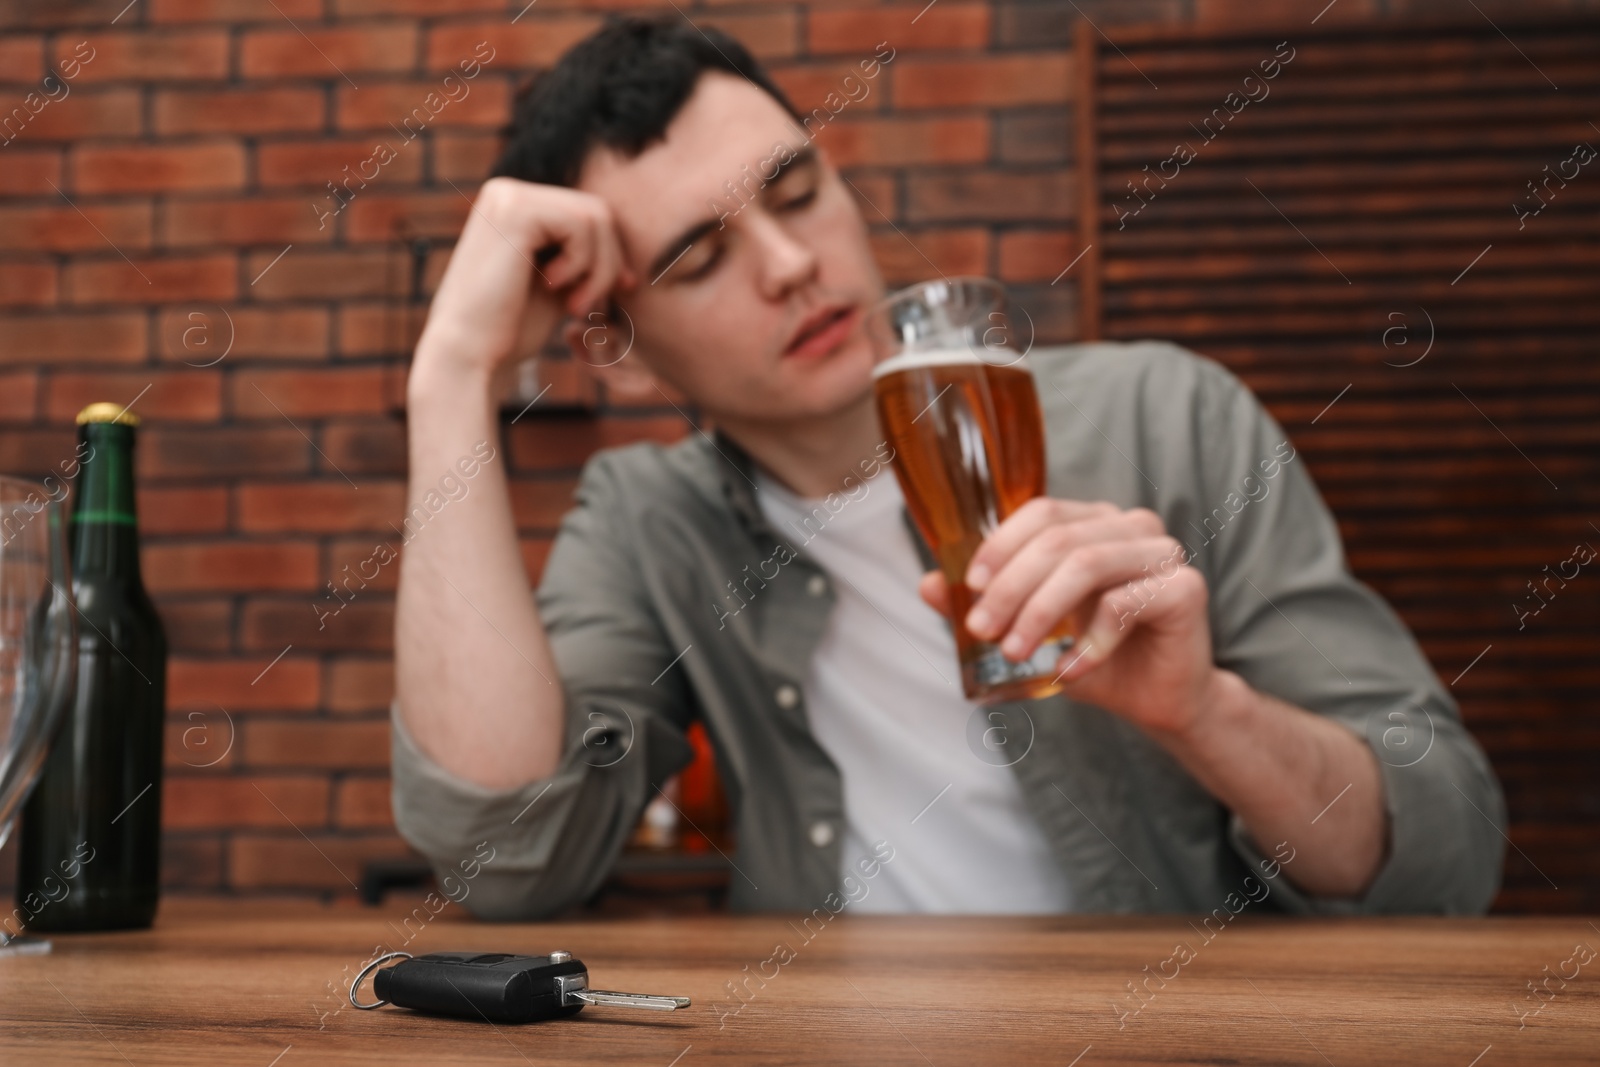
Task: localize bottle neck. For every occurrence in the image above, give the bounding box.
[71,423,142,580]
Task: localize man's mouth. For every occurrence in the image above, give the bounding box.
[783,304,857,360]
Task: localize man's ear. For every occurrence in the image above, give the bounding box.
[560,314,657,400]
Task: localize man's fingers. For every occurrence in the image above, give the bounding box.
[1058,563,1207,679]
[1056,587,1143,678]
[566,213,630,316]
[966,498,1125,590]
[540,210,598,291]
[965,511,1151,639]
[996,536,1185,661]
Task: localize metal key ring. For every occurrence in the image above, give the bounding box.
[349,952,413,1010]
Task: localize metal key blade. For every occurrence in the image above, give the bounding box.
[574,989,691,1011]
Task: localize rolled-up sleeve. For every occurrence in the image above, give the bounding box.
[390,449,696,920]
[1182,352,1507,914]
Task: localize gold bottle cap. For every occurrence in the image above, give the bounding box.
[76,402,141,427]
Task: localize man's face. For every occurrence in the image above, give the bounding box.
[578,72,885,425]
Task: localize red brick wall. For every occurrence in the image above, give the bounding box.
[0,0,1582,898]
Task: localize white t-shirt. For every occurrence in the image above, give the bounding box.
[755,466,1074,914]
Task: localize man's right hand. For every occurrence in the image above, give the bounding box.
[397,176,635,791]
[414,177,637,383]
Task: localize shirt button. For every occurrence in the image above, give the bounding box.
[775,684,800,710]
[809,821,834,848]
[806,574,828,597]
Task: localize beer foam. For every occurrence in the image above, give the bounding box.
[871,347,1026,379]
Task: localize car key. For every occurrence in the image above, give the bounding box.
[350,950,691,1024]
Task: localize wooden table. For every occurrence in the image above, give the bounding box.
[4,899,1597,1065]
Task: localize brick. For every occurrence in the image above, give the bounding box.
[242,597,393,652]
[0,261,57,307]
[815,115,989,167]
[996,109,1071,165]
[327,537,402,594]
[0,311,146,364]
[894,54,1071,108]
[508,478,578,531]
[163,704,239,772]
[161,835,224,889]
[0,36,44,81]
[232,367,397,419]
[0,4,116,30]
[335,0,500,14]
[839,172,897,219]
[157,599,233,655]
[245,247,391,300]
[321,420,406,476]
[772,62,888,114]
[149,0,321,22]
[530,358,601,410]
[433,130,498,182]
[699,11,799,59]
[161,194,334,247]
[341,192,470,242]
[0,371,37,421]
[505,415,689,473]
[238,481,405,534]
[168,655,321,711]
[137,485,229,535]
[337,302,421,358]
[906,169,1073,222]
[139,427,311,478]
[1005,282,1076,345]
[1,88,142,142]
[46,370,222,423]
[420,242,451,296]
[156,306,330,363]
[154,87,326,136]
[146,541,321,594]
[0,428,75,478]
[868,226,990,284]
[808,4,991,53]
[334,777,392,829]
[1196,0,1375,22]
[242,719,391,769]
[999,0,1179,42]
[999,230,1078,282]
[257,137,424,189]
[66,252,237,305]
[335,78,511,132]
[228,831,410,891]
[240,23,420,79]
[74,142,245,194]
[424,18,597,72]
[0,202,152,253]
[327,657,394,714]
[520,536,551,583]
[59,30,230,83]
[0,148,61,196]
[165,776,330,830]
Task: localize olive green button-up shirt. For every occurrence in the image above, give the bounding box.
[391,341,1506,919]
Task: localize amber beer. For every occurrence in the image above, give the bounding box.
[869,281,1074,703]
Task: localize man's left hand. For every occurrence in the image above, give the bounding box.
[918,497,1224,738]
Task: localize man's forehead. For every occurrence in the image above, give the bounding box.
[576,72,809,264]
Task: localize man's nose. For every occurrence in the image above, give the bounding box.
[746,210,818,300]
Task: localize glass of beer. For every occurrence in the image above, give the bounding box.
[868,277,1074,704]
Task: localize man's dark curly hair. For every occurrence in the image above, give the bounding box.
[492,15,800,188]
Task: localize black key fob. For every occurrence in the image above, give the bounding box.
[355,950,690,1024]
[373,951,588,1024]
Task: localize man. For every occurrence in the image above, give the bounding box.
[392,17,1505,918]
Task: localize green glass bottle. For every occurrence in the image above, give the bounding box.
[16,403,166,932]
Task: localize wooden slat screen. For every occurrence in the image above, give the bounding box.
[1077,15,1600,913]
